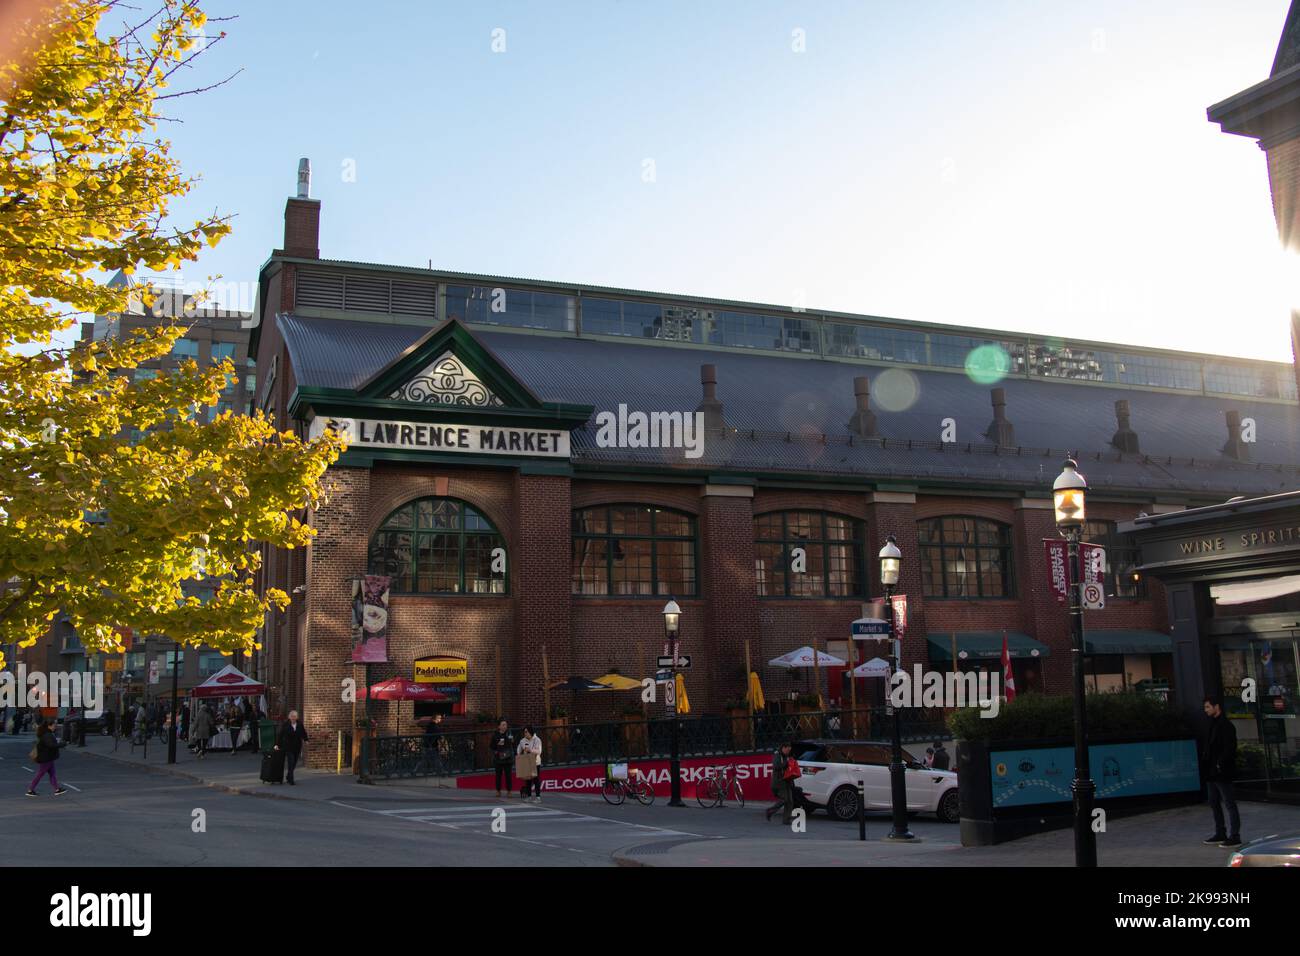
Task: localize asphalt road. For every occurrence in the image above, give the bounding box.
[0,734,961,866]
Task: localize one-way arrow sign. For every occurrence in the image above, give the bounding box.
[657,655,691,669]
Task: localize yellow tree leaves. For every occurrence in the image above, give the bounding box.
[0,0,344,665]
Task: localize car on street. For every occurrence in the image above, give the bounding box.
[790,738,960,823]
[1227,831,1300,867]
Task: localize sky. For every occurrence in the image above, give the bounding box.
[67,0,1300,363]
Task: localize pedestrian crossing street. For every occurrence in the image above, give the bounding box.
[337,799,706,854]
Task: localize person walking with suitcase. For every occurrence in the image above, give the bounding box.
[276,710,309,785]
[491,719,515,798]
[25,720,67,797]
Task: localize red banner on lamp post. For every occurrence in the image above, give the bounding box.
[890,595,907,636]
[1044,539,1069,604]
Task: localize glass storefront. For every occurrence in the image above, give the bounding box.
[1211,574,1300,797]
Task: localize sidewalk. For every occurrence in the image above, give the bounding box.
[614,800,1300,867]
[71,732,468,803]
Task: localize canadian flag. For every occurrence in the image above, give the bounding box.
[1001,631,1017,703]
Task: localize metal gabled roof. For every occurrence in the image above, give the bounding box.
[277,315,1300,496]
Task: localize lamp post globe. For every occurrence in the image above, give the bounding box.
[878,535,901,586]
[1053,458,1088,530]
[662,599,681,635]
[879,534,913,841]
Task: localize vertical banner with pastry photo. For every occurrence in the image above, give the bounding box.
[350,574,391,663]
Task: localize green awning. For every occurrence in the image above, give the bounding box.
[1084,630,1172,655]
[927,632,1050,662]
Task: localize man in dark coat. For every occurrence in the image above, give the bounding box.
[275,710,309,785]
[931,740,951,771]
[1202,696,1242,848]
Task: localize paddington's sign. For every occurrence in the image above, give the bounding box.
[309,416,569,458]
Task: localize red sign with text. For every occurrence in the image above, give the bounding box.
[890,595,907,637]
[456,751,775,799]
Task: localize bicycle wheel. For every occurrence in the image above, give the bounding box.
[632,776,656,806]
[696,776,720,808]
[602,778,627,806]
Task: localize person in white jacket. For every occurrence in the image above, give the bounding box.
[517,726,543,802]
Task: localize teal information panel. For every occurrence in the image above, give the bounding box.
[989,739,1199,808]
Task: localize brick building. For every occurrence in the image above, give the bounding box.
[248,168,1299,768]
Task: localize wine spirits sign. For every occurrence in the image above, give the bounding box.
[310,416,570,459]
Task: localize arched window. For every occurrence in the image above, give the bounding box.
[1083,520,1146,598]
[368,498,506,594]
[755,511,865,598]
[919,516,1014,599]
[571,505,697,597]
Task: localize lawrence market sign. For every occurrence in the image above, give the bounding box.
[310,416,570,458]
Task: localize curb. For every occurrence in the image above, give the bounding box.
[73,746,325,802]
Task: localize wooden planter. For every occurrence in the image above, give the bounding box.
[351,726,377,775]
[725,709,754,750]
[620,719,648,757]
[471,724,498,771]
[544,717,570,763]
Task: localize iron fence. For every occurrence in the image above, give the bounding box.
[367,707,950,779]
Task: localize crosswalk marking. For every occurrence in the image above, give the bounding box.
[339,799,703,839]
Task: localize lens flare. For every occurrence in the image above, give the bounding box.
[965,344,1011,385]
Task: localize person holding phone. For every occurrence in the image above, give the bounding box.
[516,726,543,802]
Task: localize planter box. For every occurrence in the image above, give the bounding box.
[725,710,753,751]
[544,717,570,763]
[621,720,648,757]
[957,735,1202,846]
[351,727,377,776]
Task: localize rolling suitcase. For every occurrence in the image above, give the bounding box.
[260,748,285,784]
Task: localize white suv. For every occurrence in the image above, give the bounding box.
[790,739,960,823]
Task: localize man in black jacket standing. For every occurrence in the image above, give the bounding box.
[275,710,309,785]
[1202,696,1242,848]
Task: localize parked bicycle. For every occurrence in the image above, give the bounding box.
[696,763,745,808]
[602,766,655,806]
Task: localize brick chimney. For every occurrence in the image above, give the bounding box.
[696,364,726,430]
[1222,409,1250,461]
[282,158,320,259]
[847,375,877,438]
[1111,399,1140,454]
[984,387,1015,446]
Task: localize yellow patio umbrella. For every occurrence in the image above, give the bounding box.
[746,671,766,710]
[593,673,643,691]
[674,673,690,714]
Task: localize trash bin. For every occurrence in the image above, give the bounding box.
[258,721,277,753]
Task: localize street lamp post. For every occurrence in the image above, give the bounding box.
[166,638,180,764]
[1054,458,1097,868]
[879,534,913,842]
[663,599,684,807]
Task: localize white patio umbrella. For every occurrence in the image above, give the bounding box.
[768,646,846,669]
[769,646,846,708]
[849,657,892,678]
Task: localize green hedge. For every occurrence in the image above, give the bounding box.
[947,692,1192,743]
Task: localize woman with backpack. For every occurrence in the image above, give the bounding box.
[26,720,67,797]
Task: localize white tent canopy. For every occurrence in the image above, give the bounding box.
[192,664,266,699]
[768,646,846,669]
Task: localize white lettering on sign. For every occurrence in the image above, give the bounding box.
[310,417,570,459]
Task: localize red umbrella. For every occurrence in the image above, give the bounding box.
[357,678,448,734]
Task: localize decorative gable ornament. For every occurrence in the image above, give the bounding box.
[391,351,504,407]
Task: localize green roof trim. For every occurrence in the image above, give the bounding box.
[1083,629,1173,655]
[926,632,1049,661]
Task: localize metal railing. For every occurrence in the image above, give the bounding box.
[366,707,949,779]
